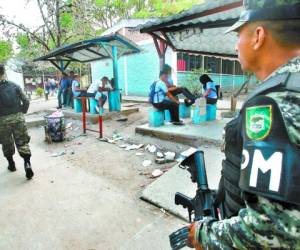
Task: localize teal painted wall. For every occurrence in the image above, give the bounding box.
[91,44,246,97]
[91,43,159,97]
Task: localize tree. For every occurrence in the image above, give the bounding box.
[0,40,13,63]
[0,0,99,58]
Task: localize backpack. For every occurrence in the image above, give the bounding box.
[148,81,158,104]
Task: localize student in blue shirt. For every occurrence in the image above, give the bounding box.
[199,74,218,104]
[152,71,183,125]
[162,64,196,106]
[57,72,70,109]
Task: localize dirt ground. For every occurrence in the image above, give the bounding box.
[0,98,224,250]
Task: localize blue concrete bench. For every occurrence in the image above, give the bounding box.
[192,104,217,124]
[179,102,191,118]
[164,110,171,123]
[148,108,165,127]
[192,106,207,124]
[73,97,82,113]
[206,104,217,121]
[89,98,98,114]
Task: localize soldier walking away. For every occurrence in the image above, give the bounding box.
[186,0,300,249]
[0,64,34,179]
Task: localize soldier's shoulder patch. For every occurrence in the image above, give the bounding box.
[246,105,272,141]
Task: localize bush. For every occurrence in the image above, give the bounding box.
[35,87,44,97]
[180,68,207,96]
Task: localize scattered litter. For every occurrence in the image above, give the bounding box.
[142,160,152,167]
[157,152,164,158]
[146,145,157,153]
[119,144,129,148]
[70,150,75,155]
[66,122,73,129]
[98,137,109,142]
[160,208,167,214]
[155,158,166,164]
[51,151,66,157]
[73,127,80,131]
[165,152,176,161]
[136,152,144,156]
[116,117,128,122]
[125,144,144,151]
[180,147,197,158]
[151,169,163,178]
[108,139,117,144]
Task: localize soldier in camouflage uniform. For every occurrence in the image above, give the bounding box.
[0,64,34,179]
[187,0,300,249]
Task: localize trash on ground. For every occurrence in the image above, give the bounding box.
[155,158,167,164]
[165,151,176,161]
[66,122,73,129]
[157,152,164,158]
[116,117,128,122]
[51,151,66,157]
[136,152,144,156]
[142,160,152,167]
[119,144,130,148]
[125,144,144,151]
[180,147,197,158]
[98,137,109,142]
[151,169,163,178]
[146,145,157,153]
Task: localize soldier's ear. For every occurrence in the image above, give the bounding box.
[252,26,266,51]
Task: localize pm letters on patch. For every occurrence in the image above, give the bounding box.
[242,149,283,192]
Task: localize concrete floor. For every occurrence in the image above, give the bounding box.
[0,127,187,250]
[0,97,229,250]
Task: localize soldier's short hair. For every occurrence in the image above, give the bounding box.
[266,20,300,46]
[255,20,300,47]
[0,64,5,76]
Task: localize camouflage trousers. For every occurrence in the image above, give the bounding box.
[0,112,31,158]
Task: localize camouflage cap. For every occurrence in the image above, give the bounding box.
[226,0,300,33]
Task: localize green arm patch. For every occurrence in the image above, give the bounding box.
[246,105,272,141]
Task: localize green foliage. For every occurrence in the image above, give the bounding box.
[133,0,202,18]
[0,40,13,63]
[60,13,74,28]
[35,87,44,97]
[180,68,207,95]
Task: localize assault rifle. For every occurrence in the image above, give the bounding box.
[169,150,224,250]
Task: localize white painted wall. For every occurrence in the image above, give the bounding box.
[6,60,24,89]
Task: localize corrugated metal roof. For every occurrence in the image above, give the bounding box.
[136,0,242,32]
[134,0,242,57]
[34,34,141,63]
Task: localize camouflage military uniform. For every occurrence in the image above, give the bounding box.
[0,79,31,158]
[0,112,31,158]
[197,59,300,250]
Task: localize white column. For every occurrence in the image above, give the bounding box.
[220,58,223,87]
[171,49,178,86]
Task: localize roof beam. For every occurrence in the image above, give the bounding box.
[141,1,242,33]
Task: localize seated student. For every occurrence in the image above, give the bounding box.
[151,71,183,126]
[199,74,218,105]
[71,74,82,97]
[95,76,113,112]
[162,64,195,106]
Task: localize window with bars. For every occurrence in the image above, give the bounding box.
[177,52,244,75]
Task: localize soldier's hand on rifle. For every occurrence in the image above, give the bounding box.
[187,222,203,250]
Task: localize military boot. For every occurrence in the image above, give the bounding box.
[21,154,34,179]
[24,162,34,179]
[6,156,16,172]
